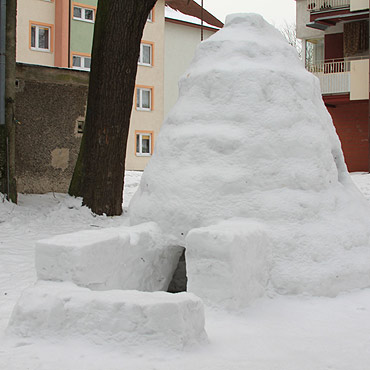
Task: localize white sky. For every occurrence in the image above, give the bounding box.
[194,0,296,27]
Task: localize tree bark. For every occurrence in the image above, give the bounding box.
[0,0,17,202]
[69,0,156,215]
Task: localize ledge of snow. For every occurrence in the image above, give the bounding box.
[165,5,220,29]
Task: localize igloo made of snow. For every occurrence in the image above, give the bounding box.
[129,13,370,298]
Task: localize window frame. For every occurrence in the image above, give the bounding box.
[71,53,92,71]
[147,8,154,22]
[29,21,54,52]
[135,131,153,157]
[136,86,153,111]
[138,42,153,67]
[72,3,96,23]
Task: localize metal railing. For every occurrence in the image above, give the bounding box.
[307,0,350,11]
[307,60,351,94]
[306,59,351,73]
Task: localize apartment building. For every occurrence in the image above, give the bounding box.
[295,0,369,172]
[16,0,222,174]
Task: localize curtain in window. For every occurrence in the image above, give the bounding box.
[142,136,150,153]
[344,20,369,57]
[143,45,151,64]
[38,27,49,49]
[142,90,150,109]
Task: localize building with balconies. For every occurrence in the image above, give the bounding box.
[295,0,369,171]
[14,0,222,193]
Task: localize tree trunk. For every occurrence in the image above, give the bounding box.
[0,0,17,203]
[69,0,156,215]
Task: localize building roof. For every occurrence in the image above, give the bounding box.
[165,0,224,29]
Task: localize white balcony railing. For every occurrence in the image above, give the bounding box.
[307,60,350,94]
[307,0,350,11]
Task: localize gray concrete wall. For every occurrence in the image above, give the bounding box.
[15,63,89,194]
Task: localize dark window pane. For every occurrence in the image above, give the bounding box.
[136,134,140,153]
[31,26,36,47]
[84,57,91,69]
[74,6,82,18]
[73,56,81,67]
[85,9,94,21]
[136,89,140,108]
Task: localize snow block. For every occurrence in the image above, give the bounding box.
[186,219,270,309]
[35,222,183,292]
[7,281,208,349]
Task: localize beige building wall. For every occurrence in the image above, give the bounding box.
[296,0,322,40]
[350,59,369,100]
[17,0,55,66]
[350,0,369,11]
[164,22,217,118]
[125,0,165,171]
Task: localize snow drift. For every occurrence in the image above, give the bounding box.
[129,13,370,297]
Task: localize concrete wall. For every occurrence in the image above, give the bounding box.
[164,21,217,118]
[296,0,323,40]
[351,0,369,11]
[350,59,369,100]
[17,0,55,66]
[15,63,89,194]
[125,0,166,171]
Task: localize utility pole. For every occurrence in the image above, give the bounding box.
[368,5,370,173]
[0,0,17,202]
[200,0,204,41]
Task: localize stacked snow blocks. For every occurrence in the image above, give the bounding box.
[11,222,209,347]
[36,222,183,292]
[186,219,270,309]
[7,281,208,349]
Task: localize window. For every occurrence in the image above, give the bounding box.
[72,54,91,71]
[77,119,85,134]
[136,132,152,156]
[73,5,94,22]
[147,9,153,22]
[136,87,152,111]
[138,43,152,66]
[30,24,51,51]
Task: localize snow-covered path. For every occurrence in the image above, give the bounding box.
[0,172,369,370]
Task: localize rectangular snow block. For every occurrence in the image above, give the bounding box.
[186,218,270,309]
[35,222,183,292]
[7,281,207,349]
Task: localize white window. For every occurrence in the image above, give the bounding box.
[73,6,94,22]
[138,43,152,66]
[136,132,152,156]
[72,55,91,71]
[30,24,51,51]
[147,9,153,22]
[136,87,152,111]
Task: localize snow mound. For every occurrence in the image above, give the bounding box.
[186,219,269,309]
[7,281,207,349]
[36,222,183,292]
[129,13,370,297]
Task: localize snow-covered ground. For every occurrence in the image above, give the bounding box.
[0,171,369,370]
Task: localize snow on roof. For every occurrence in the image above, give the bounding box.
[165,5,221,30]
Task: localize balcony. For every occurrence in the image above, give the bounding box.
[307,60,350,94]
[307,58,369,100]
[307,0,350,12]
